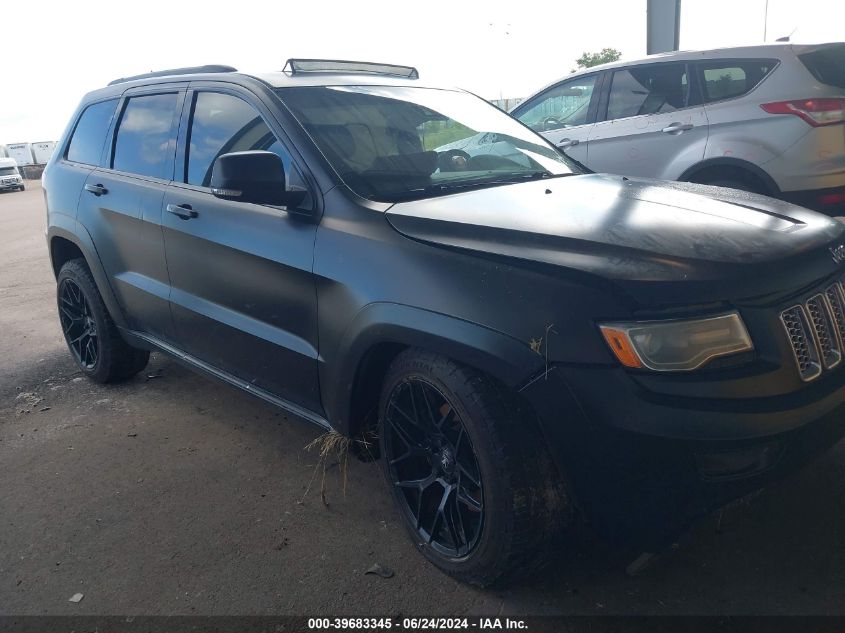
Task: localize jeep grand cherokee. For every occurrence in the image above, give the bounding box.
[43,60,845,585]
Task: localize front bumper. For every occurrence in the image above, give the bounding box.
[0,180,23,190]
[521,365,845,549]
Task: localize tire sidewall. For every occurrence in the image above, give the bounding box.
[57,262,112,382]
[378,353,519,582]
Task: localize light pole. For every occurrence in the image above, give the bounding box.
[763,0,769,41]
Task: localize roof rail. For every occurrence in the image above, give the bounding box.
[283,58,419,79]
[108,65,238,86]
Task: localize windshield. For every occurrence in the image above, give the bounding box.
[276,86,578,202]
[0,166,18,176]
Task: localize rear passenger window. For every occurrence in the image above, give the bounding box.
[112,93,178,179]
[798,45,845,89]
[186,92,295,187]
[607,63,689,120]
[699,60,776,103]
[66,100,118,166]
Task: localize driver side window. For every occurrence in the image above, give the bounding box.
[186,91,311,209]
[516,75,598,132]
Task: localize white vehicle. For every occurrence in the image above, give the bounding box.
[6,143,35,166]
[512,42,845,215]
[0,157,25,192]
[31,141,56,165]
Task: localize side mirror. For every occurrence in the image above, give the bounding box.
[210,151,305,207]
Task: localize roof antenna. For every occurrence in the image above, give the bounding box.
[776,27,798,42]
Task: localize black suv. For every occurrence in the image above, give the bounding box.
[44,60,845,585]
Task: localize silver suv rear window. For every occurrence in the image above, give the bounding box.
[799,44,845,90]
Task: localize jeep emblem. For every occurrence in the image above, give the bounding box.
[831,244,845,264]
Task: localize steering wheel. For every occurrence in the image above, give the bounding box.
[541,116,563,131]
[437,149,472,172]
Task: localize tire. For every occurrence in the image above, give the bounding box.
[19,184,26,191]
[378,349,572,586]
[57,258,149,383]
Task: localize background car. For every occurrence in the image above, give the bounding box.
[512,42,845,215]
[0,157,25,192]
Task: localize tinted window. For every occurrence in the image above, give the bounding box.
[112,93,177,179]
[699,60,776,102]
[66,99,118,166]
[515,75,598,131]
[799,45,845,89]
[607,64,688,120]
[187,92,295,187]
[279,85,575,203]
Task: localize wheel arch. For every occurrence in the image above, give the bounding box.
[679,157,780,195]
[48,223,129,330]
[323,303,546,438]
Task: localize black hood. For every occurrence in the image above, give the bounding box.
[386,174,845,307]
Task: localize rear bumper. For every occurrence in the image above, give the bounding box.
[521,365,845,549]
[781,184,845,215]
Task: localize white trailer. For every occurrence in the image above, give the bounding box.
[6,143,35,166]
[31,141,56,165]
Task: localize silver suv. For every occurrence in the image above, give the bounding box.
[512,43,845,214]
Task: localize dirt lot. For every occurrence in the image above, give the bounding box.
[2,181,845,616]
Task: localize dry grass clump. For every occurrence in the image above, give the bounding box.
[302,430,353,507]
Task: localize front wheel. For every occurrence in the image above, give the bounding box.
[378,349,572,586]
[57,259,149,383]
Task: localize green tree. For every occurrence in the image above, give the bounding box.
[575,48,622,70]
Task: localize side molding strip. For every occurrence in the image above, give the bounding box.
[126,329,332,431]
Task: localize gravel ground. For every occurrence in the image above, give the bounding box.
[2,181,845,616]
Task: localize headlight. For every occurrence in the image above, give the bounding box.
[599,312,753,371]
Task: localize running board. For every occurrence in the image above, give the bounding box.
[123,329,332,431]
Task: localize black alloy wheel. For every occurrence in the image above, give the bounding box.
[59,278,99,370]
[383,377,484,558]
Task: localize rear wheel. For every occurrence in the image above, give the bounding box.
[57,259,149,383]
[378,349,571,586]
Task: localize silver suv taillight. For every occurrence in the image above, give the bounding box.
[761,98,845,127]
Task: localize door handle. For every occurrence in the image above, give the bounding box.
[557,138,580,148]
[84,183,108,196]
[662,123,694,134]
[166,203,198,220]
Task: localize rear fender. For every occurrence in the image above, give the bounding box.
[48,221,129,330]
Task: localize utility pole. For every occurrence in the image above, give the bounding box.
[763,0,769,42]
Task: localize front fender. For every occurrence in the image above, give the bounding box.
[321,302,546,434]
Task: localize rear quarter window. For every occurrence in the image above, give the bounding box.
[697,59,778,103]
[66,99,118,166]
[799,44,845,89]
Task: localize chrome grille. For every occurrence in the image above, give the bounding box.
[825,284,845,349]
[806,294,841,369]
[780,305,822,381]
